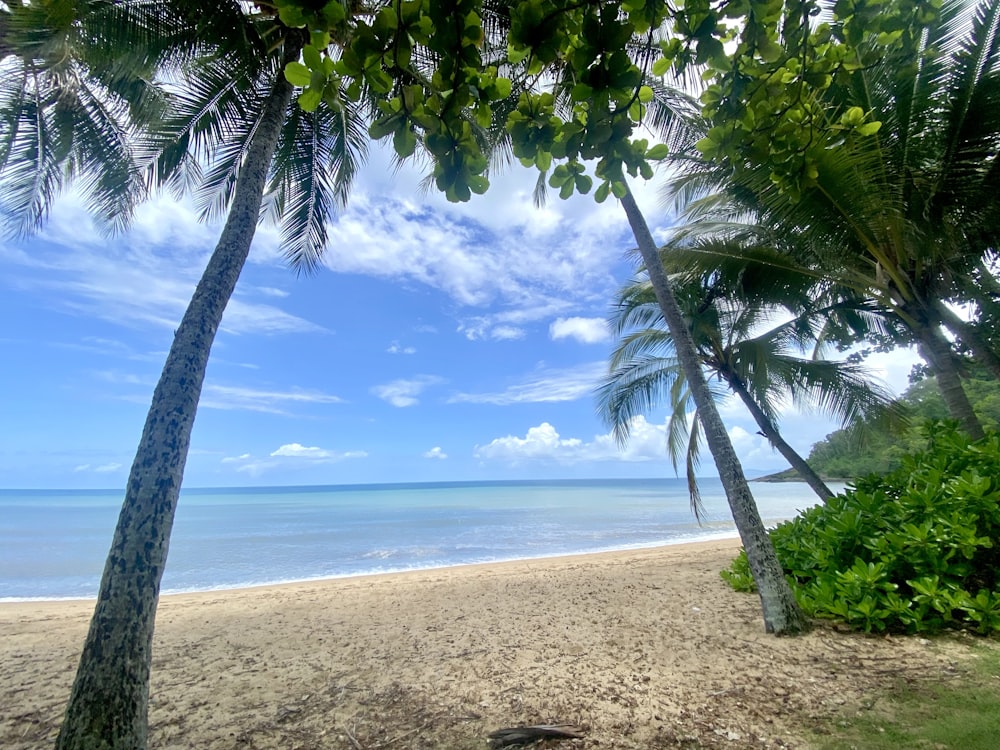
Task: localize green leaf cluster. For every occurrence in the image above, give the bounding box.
[678,0,941,197]
[272,0,953,207]
[724,424,1000,635]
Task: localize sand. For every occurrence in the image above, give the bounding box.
[0,540,982,749]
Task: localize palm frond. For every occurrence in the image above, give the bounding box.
[270,97,369,272]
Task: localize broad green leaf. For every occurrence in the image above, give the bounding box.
[393,126,417,158]
[651,56,671,77]
[303,44,323,71]
[278,4,307,27]
[298,87,323,112]
[855,121,882,136]
[646,143,669,160]
[468,174,489,194]
[284,62,312,88]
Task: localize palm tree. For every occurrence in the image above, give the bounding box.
[2,4,370,748]
[0,0,162,234]
[599,265,901,506]
[499,12,813,634]
[618,187,808,634]
[663,0,1000,439]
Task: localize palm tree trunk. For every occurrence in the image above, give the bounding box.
[55,46,299,750]
[620,184,808,635]
[932,299,1000,380]
[725,373,835,501]
[916,323,984,440]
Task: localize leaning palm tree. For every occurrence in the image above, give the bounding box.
[55,15,372,750]
[664,0,1000,439]
[599,268,901,506]
[0,3,369,748]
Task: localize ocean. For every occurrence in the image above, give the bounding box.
[0,478,831,601]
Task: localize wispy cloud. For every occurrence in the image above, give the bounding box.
[200,384,345,414]
[387,341,416,355]
[270,443,368,460]
[89,370,345,416]
[254,286,290,298]
[423,446,448,460]
[457,299,576,341]
[73,462,124,473]
[371,375,445,407]
[221,443,368,477]
[1,196,327,338]
[449,362,605,405]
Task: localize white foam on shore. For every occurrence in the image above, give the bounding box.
[0,530,743,603]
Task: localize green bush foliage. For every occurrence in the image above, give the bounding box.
[724,424,1000,634]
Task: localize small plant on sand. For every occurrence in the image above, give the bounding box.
[723,424,1000,634]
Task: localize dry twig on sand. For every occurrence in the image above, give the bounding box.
[487,723,585,747]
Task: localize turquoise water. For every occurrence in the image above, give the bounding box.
[0,478,828,600]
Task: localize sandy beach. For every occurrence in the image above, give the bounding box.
[0,540,980,749]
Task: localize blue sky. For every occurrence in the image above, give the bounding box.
[0,143,918,489]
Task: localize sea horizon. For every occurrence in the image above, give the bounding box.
[0,477,835,602]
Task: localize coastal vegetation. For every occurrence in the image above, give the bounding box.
[724,424,1000,635]
[2,0,999,747]
[767,374,1000,480]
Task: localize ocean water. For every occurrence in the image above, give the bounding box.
[0,478,832,601]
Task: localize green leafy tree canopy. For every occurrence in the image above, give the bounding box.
[271,0,937,202]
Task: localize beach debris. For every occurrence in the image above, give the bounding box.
[487,724,585,747]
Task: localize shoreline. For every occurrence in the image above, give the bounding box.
[0,537,971,750]
[0,534,744,606]
[0,531,745,604]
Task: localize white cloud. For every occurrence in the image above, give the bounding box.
[319,190,629,333]
[271,443,336,459]
[219,453,278,477]
[371,375,444,407]
[270,443,366,460]
[726,425,778,467]
[491,325,526,340]
[458,299,576,341]
[219,299,329,336]
[424,446,448,460]
[450,362,605,405]
[474,417,668,464]
[387,341,417,355]
[219,444,369,475]
[0,191,327,339]
[549,316,611,344]
[3,240,325,337]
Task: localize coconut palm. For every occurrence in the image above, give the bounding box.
[0,3,371,748]
[599,264,902,507]
[492,19,808,632]
[0,0,164,234]
[662,0,1000,439]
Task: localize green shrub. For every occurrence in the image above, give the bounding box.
[724,424,1000,634]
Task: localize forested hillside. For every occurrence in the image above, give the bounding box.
[763,376,1000,480]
